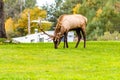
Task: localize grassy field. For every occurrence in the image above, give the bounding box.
[0,41,120,80]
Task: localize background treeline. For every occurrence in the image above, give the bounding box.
[4,0,120,40]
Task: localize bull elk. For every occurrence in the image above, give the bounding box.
[40,14,87,49]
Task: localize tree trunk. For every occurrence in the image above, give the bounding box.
[0,0,7,38]
[28,11,31,34]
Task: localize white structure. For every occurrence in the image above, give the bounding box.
[12,31,74,43]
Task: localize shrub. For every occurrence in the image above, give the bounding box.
[98,31,120,41]
[0,38,6,44]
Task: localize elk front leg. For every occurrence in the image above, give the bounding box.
[64,32,68,48]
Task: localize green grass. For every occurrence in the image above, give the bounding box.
[0,41,120,80]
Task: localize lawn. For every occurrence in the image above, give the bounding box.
[0,41,120,80]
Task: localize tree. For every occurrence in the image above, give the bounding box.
[5,18,15,38]
[60,0,82,14]
[76,0,120,40]
[24,0,36,8]
[0,0,6,38]
[73,4,81,14]
[42,0,63,21]
[4,0,36,19]
[5,7,51,37]
[14,7,51,36]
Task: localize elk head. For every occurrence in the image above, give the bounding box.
[40,28,63,49]
[53,32,63,49]
[38,19,63,49]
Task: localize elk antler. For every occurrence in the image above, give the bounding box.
[37,18,54,38]
[40,28,54,38]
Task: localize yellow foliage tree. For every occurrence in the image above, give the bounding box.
[96,8,102,17]
[15,7,51,36]
[73,4,81,14]
[5,17,15,37]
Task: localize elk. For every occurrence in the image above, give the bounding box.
[40,14,87,49]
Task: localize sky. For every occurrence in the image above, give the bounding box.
[36,0,55,7]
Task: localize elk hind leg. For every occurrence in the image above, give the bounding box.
[81,29,86,48]
[75,29,81,48]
